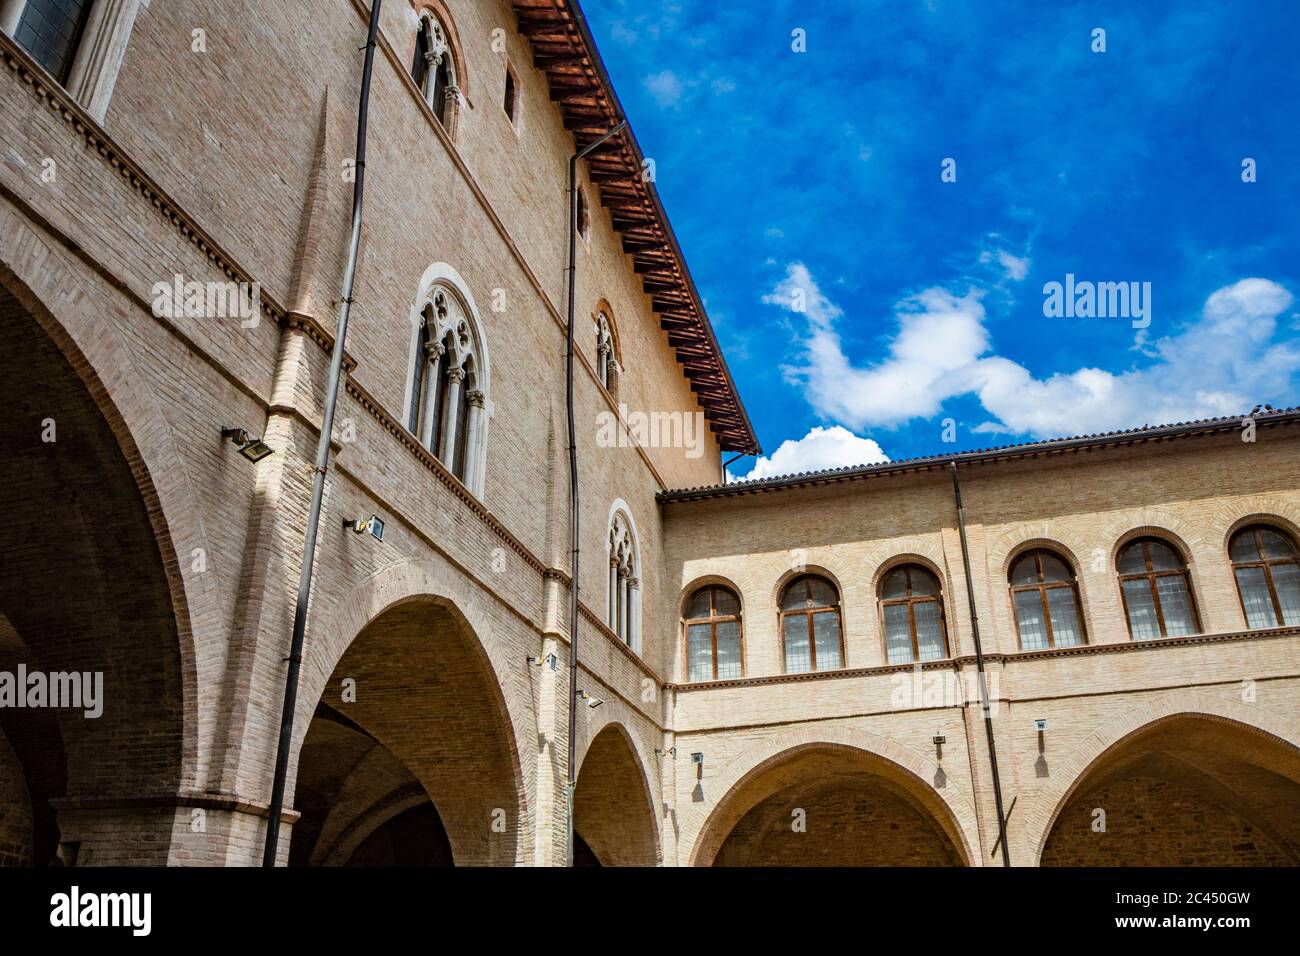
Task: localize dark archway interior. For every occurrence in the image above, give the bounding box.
[699,747,966,867]
[1043,717,1300,866]
[0,285,184,866]
[289,600,521,866]
[571,725,658,866]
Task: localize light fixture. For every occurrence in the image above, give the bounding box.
[343,513,385,542]
[691,752,704,780]
[222,426,274,462]
[576,689,603,708]
[1034,718,1048,733]
[528,654,559,671]
[932,734,947,745]
[655,747,677,757]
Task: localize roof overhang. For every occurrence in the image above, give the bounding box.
[512,0,760,454]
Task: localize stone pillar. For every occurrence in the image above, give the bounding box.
[65,0,143,122]
[628,577,641,652]
[439,366,465,466]
[417,339,444,448]
[464,388,485,493]
[0,0,24,37]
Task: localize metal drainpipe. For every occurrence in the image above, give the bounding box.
[261,0,383,867]
[563,120,626,867]
[949,461,1012,866]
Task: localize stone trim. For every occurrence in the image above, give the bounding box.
[51,791,300,824]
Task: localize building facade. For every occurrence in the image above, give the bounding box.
[0,0,1297,867]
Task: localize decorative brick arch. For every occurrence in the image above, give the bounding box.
[1023,690,1300,864]
[292,556,531,864]
[988,522,1089,579]
[0,233,209,792]
[1099,508,1203,564]
[1210,494,1300,552]
[860,537,951,595]
[684,724,979,867]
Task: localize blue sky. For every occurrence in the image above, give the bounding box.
[582,0,1300,479]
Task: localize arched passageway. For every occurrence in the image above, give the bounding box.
[288,599,523,866]
[694,745,967,867]
[572,724,659,866]
[0,283,187,866]
[1042,715,1300,866]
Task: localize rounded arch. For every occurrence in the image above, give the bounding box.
[771,563,845,609]
[1223,510,1300,556]
[1026,691,1300,865]
[289,557,530,866]
[870,551,948,595]
[680,574,745,616]
[685,724,978,867]
[573,720,661,866]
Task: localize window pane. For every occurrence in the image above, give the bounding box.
[912,601,945,660]
[1260,528,1297,559]
[909,567,940,596]
[1271,563,1300,626]
[1117,543,1146,574]
[881,568,909,599]
[1229,530,1260,562]
[15,0,89,82]
[1122,578,1161,640]
[1155,575,1195,636]
[1010,555,1039,586]
[713,588,740,617]
[1015,589,1048,651]
[715,620,742,680]
[1146,541,1180,571]
[1046,587,1083,646]
[687,623,712,682]
[884,603,914,664]
[812,611,841,670]
[685,589,711,620]
[780,582,807,611]
[806,576,837,608]
[1039,553,1071,582]
[783,615,811,673]
[1235,566,1278,629]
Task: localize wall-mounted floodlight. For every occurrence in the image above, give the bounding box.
[576,690,604,709]
[528,654,559,671]
[343,513,385,541]
[655,747,677,757]
[1034,718,1048,733]
[691,752,704,780]
[222,427,274,462]
[932,734,947,745]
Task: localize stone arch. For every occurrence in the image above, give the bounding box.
[685,724,978,867]
[287,557,531,866]
[1026,690,1300,865]
[572,718,661,866]
[998,536,1095,648]
[1212,495,1300,553]
[770,561,847,609]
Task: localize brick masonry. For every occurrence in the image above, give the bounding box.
[0,2,1297,867]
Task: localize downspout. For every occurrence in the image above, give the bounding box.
[564,120,625,867]
[949,461,1012,866]
[261,0,383,867]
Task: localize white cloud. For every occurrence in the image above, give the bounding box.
[997,250,1030,281]
[644,70,685,108]
[770,263,1297,440]
[746,425,889,480]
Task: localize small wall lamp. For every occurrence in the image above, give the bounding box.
[221,426,274,462]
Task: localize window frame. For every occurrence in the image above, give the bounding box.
[1229,524,1300,629]
[682,586,744,683]
[1008,549,1087,650]
[778,574,845,674]
[1116,536,1200,639]
[878,563,949,664]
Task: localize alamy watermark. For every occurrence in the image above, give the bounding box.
[0,665,103,718]
[596,406,707,459]
[151,274,260,328]
[1043,273,1150,329]
[889,665,1000,716]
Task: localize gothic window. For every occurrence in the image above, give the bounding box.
[1009,550,1086,650]
[1230,525,1300,629]
[607,510,639,649]
[8,0,92,83]
[576,189,590,242]
[684,585,742,682]
[1117,537,1198,640]
[412,10,459,133]
[880,564,948,664]
[780,575,843,673]
[595,310,618,393]
[407,282,488,495]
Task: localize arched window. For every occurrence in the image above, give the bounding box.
[412,10,460,133]
[684,586,742,682]
[607,510,639,649]
[779,575,843,673]
[595,310,618,393]
[1117,537,1198,640]
[1009,550,1085,650]
[406,282,488,495]
[880,564,948,664]
[1230,525,1300,628]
